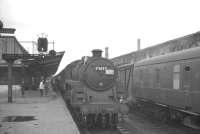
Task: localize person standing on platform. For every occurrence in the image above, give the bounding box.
[39,80,45,97]
[44,79,49,96]
[21,80,25,97]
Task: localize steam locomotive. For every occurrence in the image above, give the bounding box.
[53,49,128,128]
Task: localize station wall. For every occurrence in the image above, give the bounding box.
[112,31,200,66]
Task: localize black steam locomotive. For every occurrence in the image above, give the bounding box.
[53,49,128,128]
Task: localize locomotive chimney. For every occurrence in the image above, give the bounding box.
[137,39,141,51]
[105,47,109,59]
[92,49,102,57]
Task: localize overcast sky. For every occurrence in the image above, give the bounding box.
[1,0,200,73]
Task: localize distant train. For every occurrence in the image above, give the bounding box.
[118,47,200,129]
[52,49,128,128]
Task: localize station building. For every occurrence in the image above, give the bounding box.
[112,31,200,66]
[0,36,28,85]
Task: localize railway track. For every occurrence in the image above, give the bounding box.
[117,124,133,134]
[61,91,200,134]
[127,108,200,134]
[81,110,200,134]
[81,129,120,134]
[78,109,200,134]
[62,96,121,134]
[80,124,130,134]
[79,116,137,134]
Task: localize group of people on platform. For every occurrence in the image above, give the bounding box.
[20,77,50,97]
[39,79,49,97]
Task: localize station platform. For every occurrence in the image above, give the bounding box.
[0,85,80,134]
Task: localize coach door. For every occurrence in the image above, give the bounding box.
[125,65,133,98]
[182,64,192,110]
[168,64,187,108]
[187,61,200,113]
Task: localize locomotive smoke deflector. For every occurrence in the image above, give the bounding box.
[92,49,102,57]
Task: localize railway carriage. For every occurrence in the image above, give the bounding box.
[118,47,200,128]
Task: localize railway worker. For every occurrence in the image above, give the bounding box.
[39,80,45,97]
[119,96,125,122]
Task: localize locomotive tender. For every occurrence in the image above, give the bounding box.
[118,47,200,129]
[54,49,128,128]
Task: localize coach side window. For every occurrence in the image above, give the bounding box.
[139,70,143,87]
[173,64,180,89]
[155,68,160,87]
[118,70,121,80]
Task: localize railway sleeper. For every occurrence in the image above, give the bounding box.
[79,113,118,129]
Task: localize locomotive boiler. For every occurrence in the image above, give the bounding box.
[56,49,128,128]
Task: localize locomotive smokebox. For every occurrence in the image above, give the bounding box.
[92,49,102,57]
